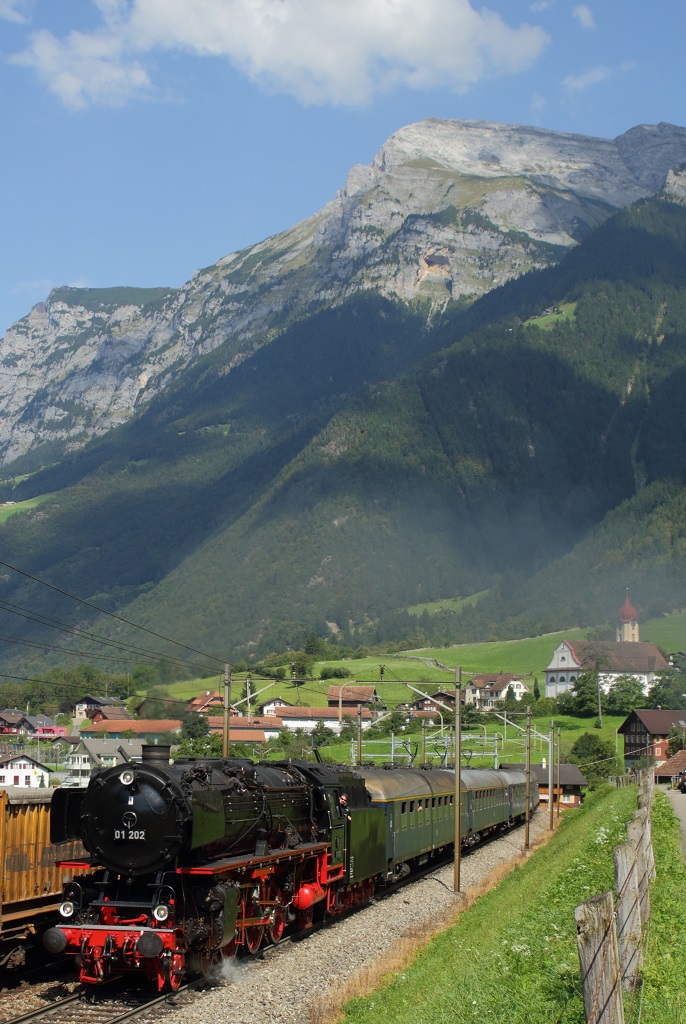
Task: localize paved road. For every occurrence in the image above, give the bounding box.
[664,786,686,858]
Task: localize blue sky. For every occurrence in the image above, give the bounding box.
[1,0,684,336]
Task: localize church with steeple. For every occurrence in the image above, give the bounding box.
[616,590,639,643]
[544,592,668,698]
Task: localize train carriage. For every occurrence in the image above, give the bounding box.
[0,787,86,969]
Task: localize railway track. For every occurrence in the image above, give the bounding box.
[0,984,195,1024]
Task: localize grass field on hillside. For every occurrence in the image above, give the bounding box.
[0,494,53,522]
[641,608,686,652]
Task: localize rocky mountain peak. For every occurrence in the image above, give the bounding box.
[2,118,686,470]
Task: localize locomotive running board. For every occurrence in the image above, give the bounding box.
[175,841,330,875]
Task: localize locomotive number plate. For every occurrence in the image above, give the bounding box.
[114,829,147,840]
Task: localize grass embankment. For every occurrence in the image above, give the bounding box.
[323,787,686,1024]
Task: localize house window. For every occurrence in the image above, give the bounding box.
[24,775,31,786]
[0,775,4,783]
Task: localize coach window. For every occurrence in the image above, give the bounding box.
[401,800,407,830]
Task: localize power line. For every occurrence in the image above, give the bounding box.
[0,559,227,666]
[0,631,215,674]
[0,596,217,674]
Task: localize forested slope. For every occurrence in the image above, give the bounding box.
[2,198,686,664]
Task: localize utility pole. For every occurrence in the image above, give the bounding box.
[596,670,603,728]
[357,703,363,765]
[421,720,426,764]
[454,666,462,893]
[556,727,561,823]
[549,720,554,831]
[525,704,531,851]
[222,663,231,758]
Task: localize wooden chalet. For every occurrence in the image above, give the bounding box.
[618,708,686,767]
[504,762,588,808]
[326,685,379,708]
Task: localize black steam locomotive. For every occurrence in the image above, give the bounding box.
[44,746,536,990]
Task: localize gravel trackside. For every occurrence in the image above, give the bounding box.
[164,807,550,1024]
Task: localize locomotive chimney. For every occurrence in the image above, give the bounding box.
[142,744,171,764]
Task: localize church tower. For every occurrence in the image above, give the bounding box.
[616,591,639,642]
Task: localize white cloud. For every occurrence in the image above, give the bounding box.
[11,27,152,110]
[11,0,550,109]
[562,64,610,94]
[530,1,553,11]
[572,5,595,30]
[0,0,29,23]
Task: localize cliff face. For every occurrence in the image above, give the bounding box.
[2,118,686,468]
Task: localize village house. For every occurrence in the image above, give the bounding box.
[408,690,456,713]
[80,719,182,742]
[464,674,529,709]
[73,695,128,722]
[61,737,144,787]
[503,762,588,808]
[653,748,686,785]
[326,685,379,709]
[23,714,67,739]
[258,696,293,715]
[206,715,283,743]
[87,706,134,725]
[187,690,226,714]
[617,708,686,768]
[0,709,29,734]
[272,706,373,735]
[0,709,66,739]
[0,753,51,788]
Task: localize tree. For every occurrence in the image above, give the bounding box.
[181,714,210,741]
[371,710,408,736]
[568,732,620,788]
[533,677,541,701]
[646,668,686,710]
[311,721,335,749]
[667,725,686,758]
[339,716,357,742]
[569,672,604,718]
[604,675,646,715]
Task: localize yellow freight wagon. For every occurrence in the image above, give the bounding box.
[0,788,85,969]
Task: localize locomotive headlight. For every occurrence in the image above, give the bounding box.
[153,903,170,923]
[119,768,135,786]
[59,900,76,918]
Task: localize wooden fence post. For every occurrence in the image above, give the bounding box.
[632,806,655,876]
[575,891,624,1024]
[626,813,651,924]
[613,841,642,993]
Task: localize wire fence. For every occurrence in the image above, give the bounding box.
[575,769,655,1024]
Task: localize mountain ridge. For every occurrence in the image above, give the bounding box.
[2,118,686,470]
